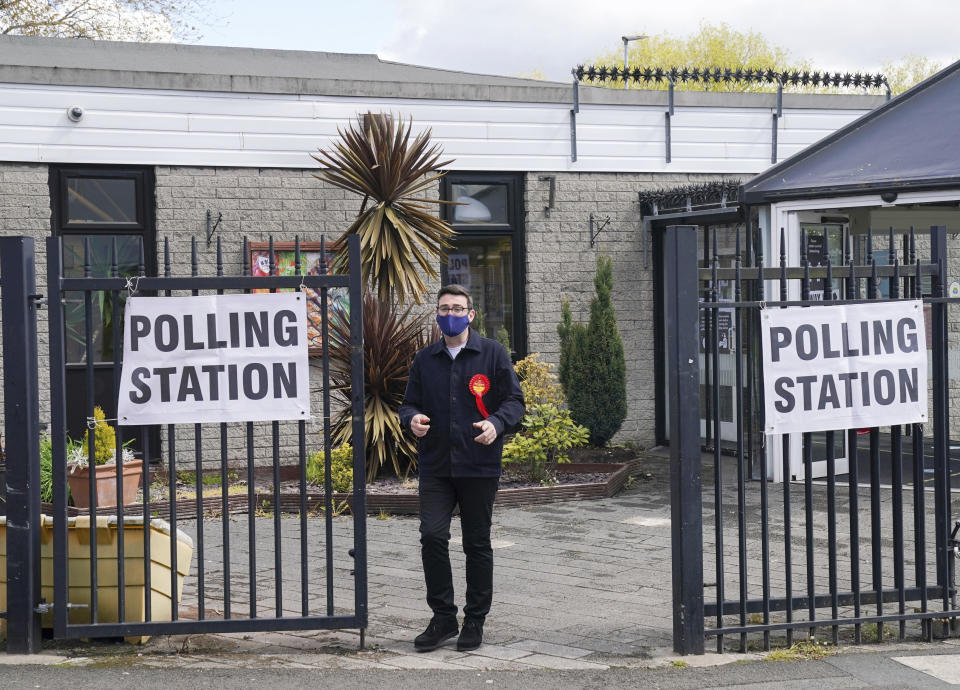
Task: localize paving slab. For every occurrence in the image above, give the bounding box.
[891,654,960,685]
[505,639,594,659]
[513,653,609,670]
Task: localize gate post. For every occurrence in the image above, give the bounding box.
[665,225,705,654]
[929,225,952,614]
[1,236,42,654]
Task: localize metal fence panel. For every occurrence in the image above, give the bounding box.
[0,233,370,644]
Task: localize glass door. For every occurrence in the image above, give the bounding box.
[785,219,850,479]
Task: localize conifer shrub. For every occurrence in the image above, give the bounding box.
[556,256,627,446]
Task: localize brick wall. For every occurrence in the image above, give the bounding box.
[523,171,741,449]
[155,166,362,466]
[3,159,958,468]
[0,163,51,438]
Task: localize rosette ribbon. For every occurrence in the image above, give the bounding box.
[468,374,490,418]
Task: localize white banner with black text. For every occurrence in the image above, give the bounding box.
[760,300,928,435]
[117,293,310,425]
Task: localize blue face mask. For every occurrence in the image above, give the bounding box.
[436,313,470,337]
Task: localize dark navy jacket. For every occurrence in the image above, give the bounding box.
[399,329,525,478]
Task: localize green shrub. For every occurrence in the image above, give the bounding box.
[502,403,589,483]
[514,353,564,407]
[307,443,354,493]
[39,436,73,504]
[495,325,511,353]
[40,436,54,504]
[557,257,627,446]
[82,406,117,465]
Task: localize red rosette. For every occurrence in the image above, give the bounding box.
[468,374,490,418]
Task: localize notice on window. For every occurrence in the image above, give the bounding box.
[761,300,927,435]
[117,293,310,425]
[447,254,471,291]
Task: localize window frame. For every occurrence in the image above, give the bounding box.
[51,166,153,232]
[440,172,526,358]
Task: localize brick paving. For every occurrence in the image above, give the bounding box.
[43,451,960,671]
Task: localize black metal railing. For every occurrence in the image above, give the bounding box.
[667,222,958,654]
[2,232,366,650]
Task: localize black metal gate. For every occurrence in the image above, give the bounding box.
[2,233,366,652]
[667,223,959,655]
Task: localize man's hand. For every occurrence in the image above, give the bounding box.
[410,414,431,438]
[473,419,497,445]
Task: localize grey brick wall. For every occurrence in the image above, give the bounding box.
[0,162,51,438]
[523,171,742,449]
[154,166,364,465]
[3,159,959,472]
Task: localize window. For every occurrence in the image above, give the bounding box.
[50,166,156,451]
[441,173,525,358]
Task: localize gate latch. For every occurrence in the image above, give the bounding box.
[348,547,356,576]
[32,600,88,614]
[951,521,960,558]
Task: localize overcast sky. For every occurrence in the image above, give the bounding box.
[195,0,960,82]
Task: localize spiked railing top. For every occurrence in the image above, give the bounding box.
[574,65,889,91]
[638,180,742,215]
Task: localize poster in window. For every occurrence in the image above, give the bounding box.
[447,253,471,291]
[248,242,348,356]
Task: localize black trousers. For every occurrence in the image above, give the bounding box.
[418,475,499,622]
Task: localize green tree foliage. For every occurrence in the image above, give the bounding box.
[588,21,947,95]
[557,257,627,446]
[590,22,808,92]
[0,0,209,41]
[882,54,944,95]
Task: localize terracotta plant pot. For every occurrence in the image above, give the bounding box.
[67,459,143,509]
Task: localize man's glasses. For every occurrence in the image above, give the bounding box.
[437,305,470,315]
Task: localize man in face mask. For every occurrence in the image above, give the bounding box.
[399,284,525,653]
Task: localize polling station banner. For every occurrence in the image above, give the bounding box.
[761,300,928,435]
[117,293,310,425]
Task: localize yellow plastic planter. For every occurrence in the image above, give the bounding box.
[0,514,193,643]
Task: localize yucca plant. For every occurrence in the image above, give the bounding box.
[328,293,439,481]
[313,112,456,480]
[312,113,456,304]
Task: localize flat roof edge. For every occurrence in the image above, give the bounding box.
[0,64,886,109]
[741,177,960,204]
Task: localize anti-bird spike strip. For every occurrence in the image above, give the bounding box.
[574,65,888,91]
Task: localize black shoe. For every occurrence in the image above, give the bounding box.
[414,616,459,652]
[456,618,484,651]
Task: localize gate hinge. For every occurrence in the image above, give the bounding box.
[29,293,46,309]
